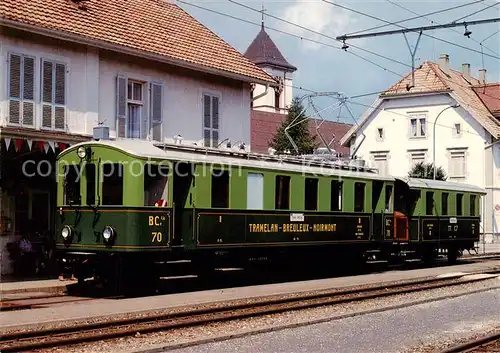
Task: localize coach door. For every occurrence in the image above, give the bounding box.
[393,211,409,242]
[172,162,193,246]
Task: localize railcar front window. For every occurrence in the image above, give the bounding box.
[144,164,169,206]
[86,164,96,206]
[63,165,81,205]
[102,163,124,205]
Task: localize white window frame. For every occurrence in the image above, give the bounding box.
[247,173,264,210]
[202,91,221,148]
[126,79,144,139]
[408,113,427,138]
[371,151,389,176]
[448,148,467,179]
[408,149,427,168]
[40,58,68,131]
[7,52,36,128]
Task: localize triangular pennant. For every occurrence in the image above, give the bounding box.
[43,142,49,154]
[38,141,45,151]
[27,139,33,151]
[58,142,67,152]
[14,139,23,152]
[48,140,55,152]
[4,138,11,150]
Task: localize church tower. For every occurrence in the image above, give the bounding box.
[244,21,297,114]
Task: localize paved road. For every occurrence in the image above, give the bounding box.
[169,287,500,353]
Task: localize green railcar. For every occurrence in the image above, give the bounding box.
[54,139,485,287]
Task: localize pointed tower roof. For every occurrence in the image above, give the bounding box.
[244,24,297,72]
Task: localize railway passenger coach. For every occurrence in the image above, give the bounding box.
[55,139,485,288]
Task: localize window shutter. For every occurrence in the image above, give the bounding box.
[212,96,219,129]
[150,82,163,141]
[8,54,21,125]
[22,57,35,126]
[116,75,127,138]
[54,63,66,130]
[42,60,54,128]
[203,95,211,128]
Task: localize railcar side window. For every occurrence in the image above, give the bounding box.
[247,173,264,210]
[385,185,393,212]
[442,192,449,216]
[354,182,365,212]
[211,169,229,208]
[426,191,434,215]
[275,175,290,210]
[304,178,318,211]
[102,163,124,205]
[63,165,81,205]
[457,193,463,215]
[144,164,169,206]
[470,195,476,216]
[330,180,343,211]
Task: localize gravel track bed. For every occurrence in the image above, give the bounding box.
[34,277,500,353]
[0,276,441,335]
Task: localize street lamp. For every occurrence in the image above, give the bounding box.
[433,103,460,180]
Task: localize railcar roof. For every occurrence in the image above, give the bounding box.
[396,177,486,194]
[61,139,394,181]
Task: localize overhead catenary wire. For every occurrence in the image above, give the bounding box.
[452,0,500,23]
[326,0,500,59]
[177,0,407,77]
[384,0,499,56]
[345,0,487,36]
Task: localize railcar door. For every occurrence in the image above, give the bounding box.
[393,211,409,241]
[172,162,193,246]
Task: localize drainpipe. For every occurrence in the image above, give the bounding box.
[484,136,500,242]
[251,84,270,102]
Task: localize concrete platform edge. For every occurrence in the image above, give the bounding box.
[131,284,500,353]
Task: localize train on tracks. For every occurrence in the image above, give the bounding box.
[55,138,485,288]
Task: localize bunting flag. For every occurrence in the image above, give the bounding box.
[14,139,23,152]
[37,141,45,152]
[48,140,55,152]
[43,142,49,154]
[4,138,11,150]
[58,142,67,152]
[27,139,33,151]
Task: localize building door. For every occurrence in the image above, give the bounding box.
[30,191,50,233]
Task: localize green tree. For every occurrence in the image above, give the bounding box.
[269,96,318,155]
[408,162,447,180]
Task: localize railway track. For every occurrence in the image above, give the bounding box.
[1,272,499,352]
[440,331,500,352]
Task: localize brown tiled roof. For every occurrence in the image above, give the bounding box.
[251,110,351,154]
[342,61,500,141]
[0,0,275,84]
[244,25,297,72]
[473,84,500,118]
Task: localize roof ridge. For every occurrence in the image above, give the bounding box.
[426,62,451,89]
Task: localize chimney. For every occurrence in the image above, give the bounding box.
[479,69,487,85]
[462,63,471,81]
[439,54,450,75]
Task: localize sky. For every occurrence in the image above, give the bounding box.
[177,0,500,122]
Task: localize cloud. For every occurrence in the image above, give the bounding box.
[278,0,359,51]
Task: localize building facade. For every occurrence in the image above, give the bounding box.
[341,54,500,241]
[0,0,275,275]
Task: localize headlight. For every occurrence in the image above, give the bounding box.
[102,226,115,242]
[77,146,87,159]
[61,225,73,240]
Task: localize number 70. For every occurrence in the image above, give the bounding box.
[151,232,162,242]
